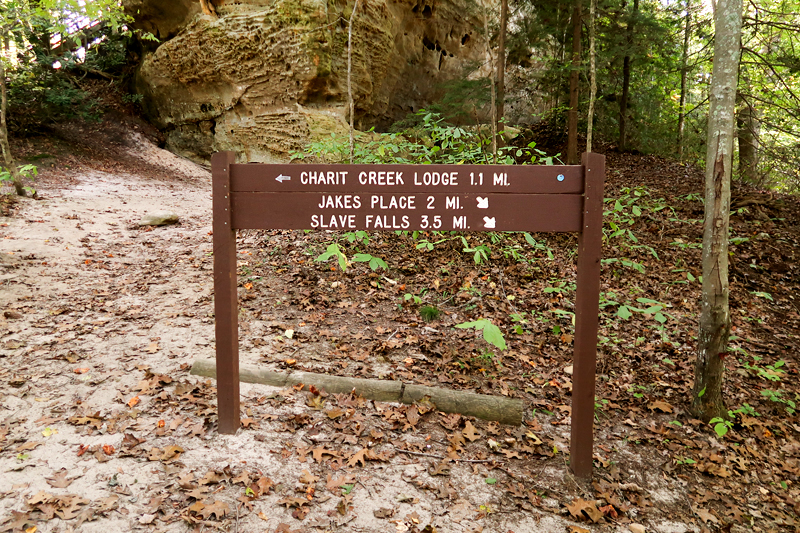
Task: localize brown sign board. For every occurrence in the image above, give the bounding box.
[232,193,583,232]
[230,163,585,194]
[212,152,606,478]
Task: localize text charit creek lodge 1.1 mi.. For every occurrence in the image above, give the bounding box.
[303,169,508,230]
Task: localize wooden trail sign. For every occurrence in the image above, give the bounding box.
[211,151,605,478]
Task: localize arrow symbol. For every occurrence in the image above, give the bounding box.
[276,174,291,183]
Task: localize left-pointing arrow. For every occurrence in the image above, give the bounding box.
[276,174,291,183]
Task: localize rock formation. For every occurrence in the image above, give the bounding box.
[126,0,487,163]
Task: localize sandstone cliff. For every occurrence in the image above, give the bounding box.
[127,0,487,163]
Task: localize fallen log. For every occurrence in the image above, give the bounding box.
[190,359,523,426]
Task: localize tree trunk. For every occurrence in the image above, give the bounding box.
[567,0,581,165]
[191,359,525,426]
[347,0,360,164]
[0,59,27,197]
[618,0,639,152]
[199,0,218,17]
[586,0,597,153]
[677,4,691,158]
[485,13,497,160]
[496,0,507,133]
[691,0,742,422]
[736,95,759,183]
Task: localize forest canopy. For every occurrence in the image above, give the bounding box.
[0,0,799,191]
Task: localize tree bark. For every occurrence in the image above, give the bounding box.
[692,0,742,422]
[191,358,524,426]
[0,59,27,196]
[347,0,360,164]
[485,13,497,160]
[199,0,218,17]
[677,4,691,158]
[496,0,507,133]
[618,0,639,152]
[567,0,581,165]
[586,0,597,153]
[736,95,759,183]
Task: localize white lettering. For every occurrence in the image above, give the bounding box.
[493,172,508,186]
[413,171,459,186]
[369,195,416,210]
[366,215,410,229]
[318,194,361,209]
[311,214,356,229]
[301,170,348,185]
[358,171,405,186]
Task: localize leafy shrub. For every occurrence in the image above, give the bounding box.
[292,111,555,166]
[6,29,138,134]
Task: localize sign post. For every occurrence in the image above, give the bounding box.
[211,152,605,478]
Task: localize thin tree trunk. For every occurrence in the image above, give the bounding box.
[677,4,691,157]
[0,59,27,196]
[567,0,581,165]
[347,0,360,164]
[496,0,507,133]
[736,95,759,183]
[586,0,597,153]
[619,0,639,152]
[485,13,497,160]
[199,0,218,17]
[691,0,743,422]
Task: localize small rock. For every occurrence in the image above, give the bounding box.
[4,310,22,319]
[138,213,179,226]
[373,507,394,519]
[629,524,646,533]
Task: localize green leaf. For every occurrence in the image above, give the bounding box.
[455,319,506,350]
[636,298,661,305]
[617,306,633,320]
[485,478,497,485]
[713,422,729,438]
[316,243,341,262]
[482,322,507,350]
[524,232,536,246]
[698,386,706,398]
[369,257,388,270]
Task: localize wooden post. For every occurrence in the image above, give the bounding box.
[570,152,605,478]
[211,151,240,434]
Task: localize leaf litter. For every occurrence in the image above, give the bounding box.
[0,121,798,532]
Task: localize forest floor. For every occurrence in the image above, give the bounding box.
[1,117,799,533]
